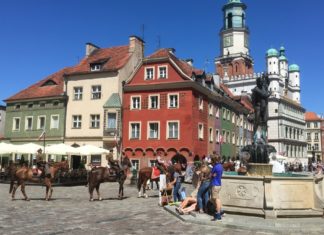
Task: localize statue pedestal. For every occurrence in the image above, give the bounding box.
[248,163,273,176]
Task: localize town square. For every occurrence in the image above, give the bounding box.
[1,0,324,234]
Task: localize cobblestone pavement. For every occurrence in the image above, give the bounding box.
[0,182,322,235]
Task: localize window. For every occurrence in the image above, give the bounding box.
[37,116,46,130]
[145,67,154,80]
[149,95,159,109]
[91,85,101,100]
[307,132,311,140]
[232,113,235,124]
[91,155,101,166]
[72,115,82,129]
[40,103,45,108]
[90,114,100,128]
[315,133,319,141]
[50,115,59,129]
[209,128,213,142]
[130,122,141,139]
[222,130,226,143]
[222,108,226,119]
[232,132,235,145]
[158,66,167,79]
[198,96,203,110]
[28,103,33,109]
[148,122,159,139]
[168,94,179,108]
[198,123,204,140]
[107,113,117,129]
[216,129,220,143]
[131,160,139,171]
[227,111,231,121]
[74,87,83,100]
[314,122,318,128]
[53,101,59,106]
[226,131,230,143]
[131,96,141,110]
[90,64,101,71]
[208,103,213,116]
[168,121,179,139]
[215,107,219,118]
[223,34,233,47]
[13,117,20,131]
[315,144,319,151]
[307,123,310,128]
[25,117,33,130]
[307,144,312,151]
[15,104,21,110]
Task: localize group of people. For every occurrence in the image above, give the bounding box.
[174,154,224,221]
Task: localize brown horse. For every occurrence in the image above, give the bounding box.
[87,156,132,201]
[8,161,69,201]
[137,163,178,198]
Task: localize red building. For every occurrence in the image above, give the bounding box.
[122,49,222,168]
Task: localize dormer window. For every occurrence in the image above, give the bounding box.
[158,66,167,79]
[90,63,102,72]
[15,104,21,110]
[28,103,33,109]
[145,67,154,80]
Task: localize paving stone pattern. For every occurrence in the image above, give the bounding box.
[0,182,323,235]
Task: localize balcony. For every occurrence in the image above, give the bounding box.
[103,128,119,137]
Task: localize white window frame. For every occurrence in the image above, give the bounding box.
[37,115,46,130]
[209,127,213,142]
[227,131,230,143]
[131,159,140,171]
[222,130,226,143]
[167,120,180,139]
[147,121,160,140]
[145,67,155,80]
[158,65,168,79]
[13,117,21,131]
[199,96,203,110]
[131,96,141,110]
[149,94,160,109]
[208,103,213,116]
[232,132,236,145]
[198,123,204,140]
[50,115,60,129]
[129,122,141,140]
[72,115,82,129]
[215,106,219,118]
[91,85,101,100]
[90,114,100,129]
[168,93,179,109]
[216,129,220,143]
[90,64,101,71]
[25,116,33,130]
[73,86,83,100]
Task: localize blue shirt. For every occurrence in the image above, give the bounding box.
[210,163,223,187]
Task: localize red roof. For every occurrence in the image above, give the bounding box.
[68,45,131,75]
[220,84,234,98]
[305,112,321,121]
[5,67,72,102]
[147,48,204,78]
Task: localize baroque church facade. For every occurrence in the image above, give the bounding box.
[215,0,307,162]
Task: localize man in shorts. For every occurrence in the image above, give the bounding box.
[210,154,223,221]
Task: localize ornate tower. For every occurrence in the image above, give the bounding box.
[215,0,254,79]
[289,64,301,103]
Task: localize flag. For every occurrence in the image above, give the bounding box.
[38,130,45,141]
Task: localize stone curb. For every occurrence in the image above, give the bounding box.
[164,205,324,233]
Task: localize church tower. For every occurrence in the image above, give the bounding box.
[215,0,254,79]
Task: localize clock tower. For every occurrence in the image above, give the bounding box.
[215,0,254,79]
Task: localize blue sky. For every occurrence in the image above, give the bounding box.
[1,0,323,115]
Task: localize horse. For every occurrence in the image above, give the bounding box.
[8,160,69,201]
[137,163,182,198]
[87,156,132,201]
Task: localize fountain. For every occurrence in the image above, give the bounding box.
[220,74,324,218]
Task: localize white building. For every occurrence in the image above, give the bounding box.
[305,112,322,161]
[215,0,307,162]
[0,105,5,139]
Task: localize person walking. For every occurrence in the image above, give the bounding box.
[170,164,182,202]
[210,154,223,221]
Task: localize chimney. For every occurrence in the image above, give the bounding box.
[86,42,100,56]
[129,35,144,58]
[185,59,194,66]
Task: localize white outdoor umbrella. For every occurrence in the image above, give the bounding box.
[45,143,80,155]
[15,143,44,154]
[77,145,109,155]
[0,142,15,154]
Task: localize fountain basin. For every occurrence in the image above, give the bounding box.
[221,173,324,218]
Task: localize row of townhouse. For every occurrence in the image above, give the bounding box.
[305,112,324,162]
[3,37,253,170]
